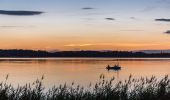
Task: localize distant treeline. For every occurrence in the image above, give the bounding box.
[0,49,170,57]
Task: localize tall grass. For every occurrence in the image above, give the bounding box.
[0,74,170,100]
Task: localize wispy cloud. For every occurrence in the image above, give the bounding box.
[64,44,93,47]
[0,10,43,16]
[0,26,20,28]
[120,30,144,32]
[105,18,115,20]
[82,7,95,10]
[165,30,170,34]
[0,25,35,28]
[64,43,159,47]
[130,17,136,19]
[155,18,170,22]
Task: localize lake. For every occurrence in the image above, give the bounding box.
[0,58,170,88]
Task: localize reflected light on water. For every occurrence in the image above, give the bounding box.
[0,58,169,88]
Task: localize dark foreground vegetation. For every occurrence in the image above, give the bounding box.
[1,49,170,57]
[0,75,170,100]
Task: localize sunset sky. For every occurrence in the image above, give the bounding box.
[0,0,170,51]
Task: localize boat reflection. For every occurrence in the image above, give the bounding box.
[106,64,122,79]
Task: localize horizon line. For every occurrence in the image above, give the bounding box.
[0,49,170,52]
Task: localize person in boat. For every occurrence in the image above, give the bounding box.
[106,65,111,69]
[106,64,121,70]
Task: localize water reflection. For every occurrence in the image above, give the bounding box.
[0,58,169,88]
[107,70,120,80]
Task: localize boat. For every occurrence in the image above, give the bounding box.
[106,64,121,70]
[106,51,122,71]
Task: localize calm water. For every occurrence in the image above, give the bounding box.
[0,58,170,88]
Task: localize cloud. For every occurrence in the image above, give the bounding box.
[155,18,170,22]
[82,7,95,10]
[64,44,93,47]
[120,30,144,32]
[64,43,159,47]
[165,30,170,34]
[0,25,35,28]
[0,10,43,16]
[130,17,136,19]
[105,18,115,20]
[0,26,20,28]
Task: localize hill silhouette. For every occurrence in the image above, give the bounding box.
[0,49,170,57]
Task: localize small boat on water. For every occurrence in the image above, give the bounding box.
[106,64,121,70]
[106,52,121,70]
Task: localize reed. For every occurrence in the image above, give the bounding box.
[0,74,169,100]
